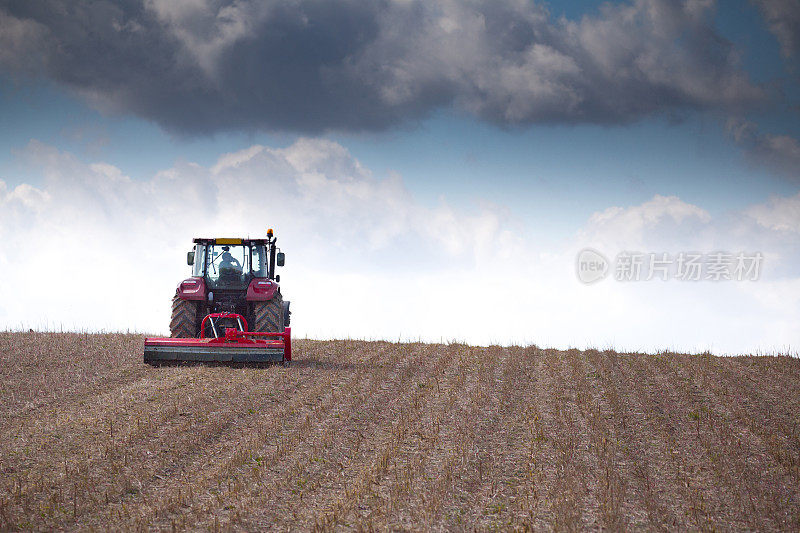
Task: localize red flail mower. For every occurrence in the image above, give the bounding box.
[144,229,292,366]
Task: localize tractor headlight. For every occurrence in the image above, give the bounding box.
[253,280,273,293]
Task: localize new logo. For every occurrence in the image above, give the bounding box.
[576,248,609,284]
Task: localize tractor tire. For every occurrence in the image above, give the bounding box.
[252,293,284,332]
[170,296,199,338]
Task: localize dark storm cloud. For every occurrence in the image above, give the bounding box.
[727,118,800,179]
[0,0,763,134]
[751,0,800,58]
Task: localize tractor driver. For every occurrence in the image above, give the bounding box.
[219,246,242,276]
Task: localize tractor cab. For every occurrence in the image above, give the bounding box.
[192,241,261,290]
[188,237,285,290]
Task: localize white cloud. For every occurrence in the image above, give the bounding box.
[0,138,519,333]
[0,140,798,355]
[579,194,713,250]
[745,191,800,233]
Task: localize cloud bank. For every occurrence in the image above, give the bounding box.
[727,117,800,180]
[751,0,800,57]
[0,0,761,134]
[1,139,798,354]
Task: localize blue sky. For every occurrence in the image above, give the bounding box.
[1,78,792,225]
[0,0,799,353]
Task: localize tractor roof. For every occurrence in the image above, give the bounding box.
[193,238,269,245]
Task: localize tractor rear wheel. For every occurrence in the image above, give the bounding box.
[252,293,284,332]
[170,296,199,338]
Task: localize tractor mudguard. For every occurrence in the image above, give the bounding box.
[245,278,279,301]
[176,277,207,301]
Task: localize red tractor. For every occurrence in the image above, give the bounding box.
[144,229,291,365]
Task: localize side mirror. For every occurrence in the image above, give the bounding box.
[187,251,195,265]
[276,252,285,267]
[275,274,281,283]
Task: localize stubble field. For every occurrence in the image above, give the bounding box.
[0,332,799,531]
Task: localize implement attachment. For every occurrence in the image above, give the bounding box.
[144,312,291,365]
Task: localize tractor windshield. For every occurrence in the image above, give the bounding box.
[206,244,251,289]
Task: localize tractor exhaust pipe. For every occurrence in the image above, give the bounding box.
[268,229,277,280]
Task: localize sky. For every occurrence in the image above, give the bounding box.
[1,0,799,355]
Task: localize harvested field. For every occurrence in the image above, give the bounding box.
[1,332,799,531]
